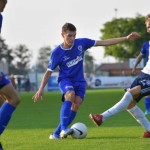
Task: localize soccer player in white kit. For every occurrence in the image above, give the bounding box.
[90,14,150,138]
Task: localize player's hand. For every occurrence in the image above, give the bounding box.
[131,68,136,75]
[32,90,43,103]
[126,32,140,40]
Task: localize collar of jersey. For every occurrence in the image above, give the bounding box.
[60,43,74,50]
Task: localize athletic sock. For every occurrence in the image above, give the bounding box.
[145,97,150,112]
[53,123,61,135]
[0,102,15,134]
[68,110,77,125]
[54,110,77,135]
[102,91,133,121]
[127,105,150,131]
[60,100,72,130]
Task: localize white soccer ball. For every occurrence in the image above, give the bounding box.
[71,122,87,139]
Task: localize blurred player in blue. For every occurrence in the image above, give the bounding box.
[0,0,20,149]
[90,14,150,138]
[32,22,140,139]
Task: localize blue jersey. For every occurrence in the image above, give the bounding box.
[48,38,96,82]
[0,13,3,33]
[141,41,149,62]
[141,41,150,75]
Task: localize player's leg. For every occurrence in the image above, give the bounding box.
[60,81,86,138]
[69,96,83,124]
[127,101,150,137]
[144,96,150,115]
[0,73,20,135]
[59,90,74,138]
[50,97,82,139]
[67,81,86,126]
[89,85,141,126]
[52,79,75,138]
[50,91,73,139]
[89,73,143,125]
[89,74,150,137]
[50,80,85,139]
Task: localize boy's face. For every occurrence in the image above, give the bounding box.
[146,20,150,33]
[0,0,7,12]
[62,30,76,48]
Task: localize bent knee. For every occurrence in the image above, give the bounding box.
[65,91,75,101]
[8,95,20,107]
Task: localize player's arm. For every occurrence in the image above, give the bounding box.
[0,0,7,12]
[131,53,143,75]
[95,32,140,46]
[32,70,52,102]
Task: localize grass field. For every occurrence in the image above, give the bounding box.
[1,89,150,150]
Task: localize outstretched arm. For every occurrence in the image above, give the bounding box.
[32,70,52,102]
[131,53,143,75]
[95,32,140,46]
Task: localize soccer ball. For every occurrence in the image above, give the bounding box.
[71,122,87,139]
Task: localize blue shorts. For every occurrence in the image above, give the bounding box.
[59,78,86,102]
[130,72,150,102]
[0,72,11,89]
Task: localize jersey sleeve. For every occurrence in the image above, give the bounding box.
[81,38,96,51]
[141,42,148,55]
[47,50,60,71]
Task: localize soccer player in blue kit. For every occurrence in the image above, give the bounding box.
[90,14,150,138]
[32,23,140,139]
[0,0,20,149]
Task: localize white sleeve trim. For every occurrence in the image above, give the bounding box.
[47,68,54,72]
[93,40,97,46]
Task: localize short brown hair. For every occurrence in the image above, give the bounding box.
[145,14,150,23]
[62,23,76,33]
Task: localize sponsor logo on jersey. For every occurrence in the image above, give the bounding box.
[66,55,83,67]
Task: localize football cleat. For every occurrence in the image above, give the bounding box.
[49,133,60,139]
[145,110,150,115]
[60,128,73,138]
[89,114,103,126]
[143,131,150,138]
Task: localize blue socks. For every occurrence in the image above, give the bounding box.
[0,102,15,134]
[54,104,77,135]
[60,101,72,130]
[145,97,150,113]
[68,110,77,125]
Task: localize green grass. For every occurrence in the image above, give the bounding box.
[1,89,150,150]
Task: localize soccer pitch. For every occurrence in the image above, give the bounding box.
[1,89,150,150]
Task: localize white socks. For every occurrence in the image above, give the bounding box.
[127,105,150,131]
[102,91,133,121]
